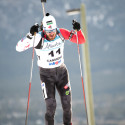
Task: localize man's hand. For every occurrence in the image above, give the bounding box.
[72,20,81,31]
[30,23,39,35]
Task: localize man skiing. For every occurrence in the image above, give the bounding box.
[16,13,85,125]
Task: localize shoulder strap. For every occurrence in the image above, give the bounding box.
[57,29,65,43]
[35,31,44,49]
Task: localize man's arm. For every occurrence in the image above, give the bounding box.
[16,24,41,52]
[16,33,41,52]
[59,28,85,44]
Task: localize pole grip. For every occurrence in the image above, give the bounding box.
[41,0,46,2]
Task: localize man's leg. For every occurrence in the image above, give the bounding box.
[45,98,56,125]
[60,93,72,125]
[39,67,57,125]
[56,64,72,125]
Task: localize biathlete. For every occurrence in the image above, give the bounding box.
[16,13,85,125]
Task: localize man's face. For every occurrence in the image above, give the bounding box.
[45,29,57,41]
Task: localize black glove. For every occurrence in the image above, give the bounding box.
[30,23,39,35]
[72,20,81,31]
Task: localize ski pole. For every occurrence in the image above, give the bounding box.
[39,0,46,32]
[25,32,36,125]
[25,1,46,124]
[41,0,46,16]
[76,31,89,125]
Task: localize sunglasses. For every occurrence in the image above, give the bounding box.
[45,29,57,33]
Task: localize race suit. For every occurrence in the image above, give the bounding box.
[16,28,85,125]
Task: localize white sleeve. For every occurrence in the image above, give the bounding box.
[16,32,41,52]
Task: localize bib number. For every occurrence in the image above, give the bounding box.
[37,48,61,60]
[48,48,61,57]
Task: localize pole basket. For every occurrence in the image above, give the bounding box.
[41,0,46,2]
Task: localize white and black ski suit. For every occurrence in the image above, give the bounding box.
[16,28,85,125]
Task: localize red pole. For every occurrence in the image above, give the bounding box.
[76,31,89,125]
[25,34,36,125]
